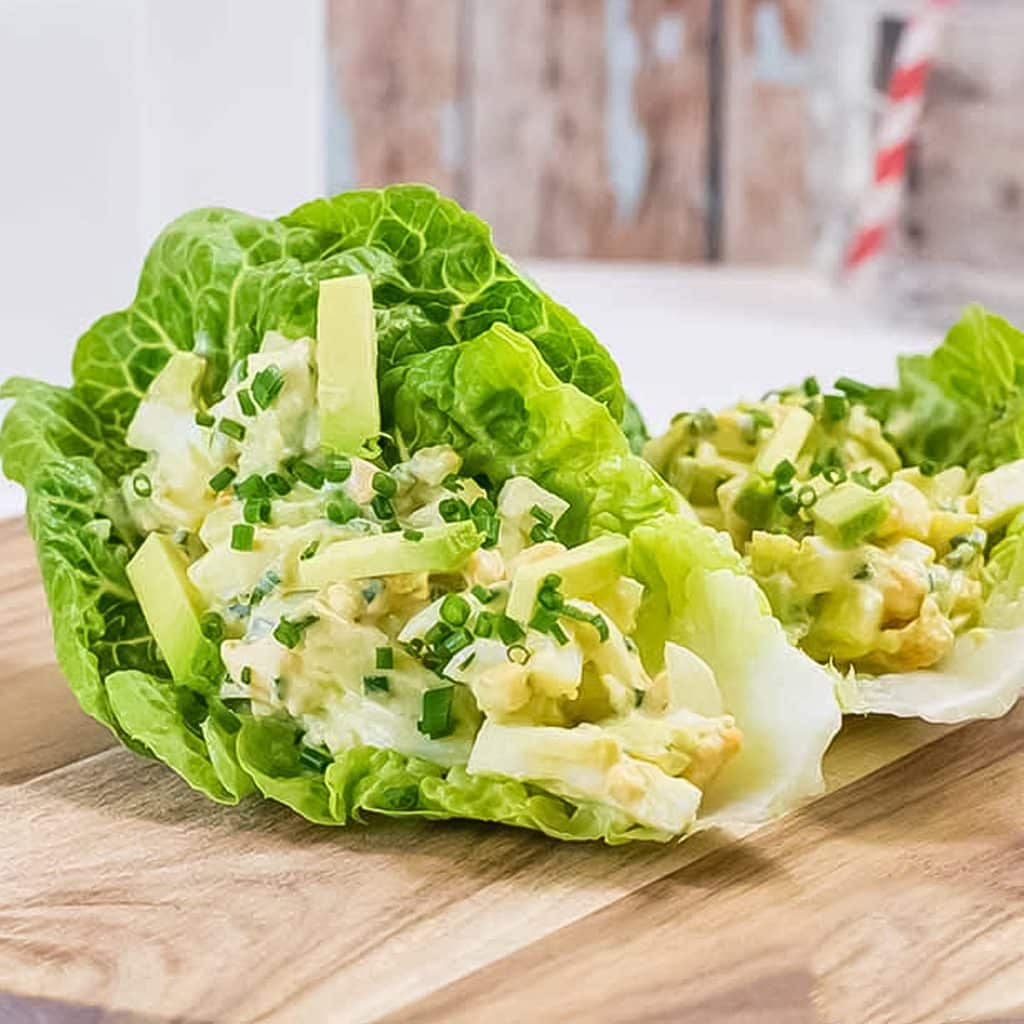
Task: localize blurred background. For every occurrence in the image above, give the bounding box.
[1,0,1022,509]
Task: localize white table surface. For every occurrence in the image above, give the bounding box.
[0,264,929,519]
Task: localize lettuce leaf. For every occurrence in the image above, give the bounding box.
[836,627,1024,723]
[232,717,663,843]
[867,304,1024,474]
[629,514,842,823]
[384,323,680,541]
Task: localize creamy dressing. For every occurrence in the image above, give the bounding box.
[121,331,744,833]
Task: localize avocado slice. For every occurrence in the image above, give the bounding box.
[316,274,380,456]
[297,521,481,587]
[811,482,890,548]
[126,533,211,682]
[754,406,814,476]
[733,473,776,529]
[974,458,1024,531]
[505,534,629,624]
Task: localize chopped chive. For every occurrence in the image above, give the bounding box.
[773,459,797,487]
[441,473,462,492]
[132,473,152,498]
[549,621,569,645]
[589,613,610,643]
[327,494,361,524]
[437,627,473,658]
[199,611,224,642]
[822,394,848,422]
[507,644,530,665]
[243,497,272,524]
[251,365,284,409]
[375,646,394,670]
[372,471,397,497]
[530,504,554,526]
[218,418,246,441]
[834,376,870,399]
[851,469,877,490]
[265,472,292,496]
[471,584,497,604]
[403,528,424,541]
[471,496,496,517]
[459,651,477,670]
[237,389,257,417]
[424,621,453,647]
[417,686,455,739]
[371,494,395,520]
[797,485,818,509]
[240,666,252,686]
[474,611,497,637]
[209,466,237,493]
[439,497,470,522]
[920,459,939,477]
[853,564,873,580]
[497,614,525,645]
[299,539,320,560]
[323,454,352,483]
[823,465,847,485]
[440,593,471,626]
[482,517,501,549]
[803,376,820,397]
[231,523,255,551]
[537,587,563,611]
[298,744,332,772]
[273,613,318,649]
[778,493,801,517]
[529,523,557,543]
[195,410,215,428]
[292,461,325,489]
[363,674,390,694]
[235,474,269,500]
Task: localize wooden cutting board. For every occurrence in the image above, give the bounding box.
[1,517,1022,1024]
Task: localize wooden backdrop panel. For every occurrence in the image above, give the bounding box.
[326,0,463,195]
[722,0,814,263]
[903,3,1024,271]
[467,0,710,260]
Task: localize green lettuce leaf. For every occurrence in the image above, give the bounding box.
[629,514,842,823]
[867,304,1024,474]
[234,717,665,843]
[621,396,649,455]
[66,185,623,465]
[384,323,681,540]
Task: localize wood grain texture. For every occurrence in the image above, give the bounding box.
[901,3,1024,271]
[389,707,1024,1024]
[326,0,463,195]
[1,519,1020,1024]
[466,0,709,259]
[0,520,112,785]
[722,0,814,263]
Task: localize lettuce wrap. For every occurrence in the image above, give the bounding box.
[646,304,1024,724]
[0,186,840,843]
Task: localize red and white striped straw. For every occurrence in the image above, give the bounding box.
[843,0,956,275]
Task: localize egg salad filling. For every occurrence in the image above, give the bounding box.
[118,280,743,837]
[646,378,1024,674]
